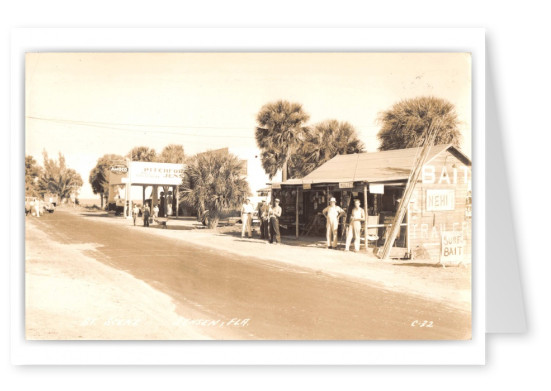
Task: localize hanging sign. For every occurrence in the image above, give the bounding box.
[339,182,354,189]
[303,183,311,190]
[369,184,384,194]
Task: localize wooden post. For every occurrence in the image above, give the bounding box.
[380,118,441,260]
[406,198,411,257]
[142,186,145,206]
[364,184,368,251]
[296,188,299,239]
[176,185,179,217]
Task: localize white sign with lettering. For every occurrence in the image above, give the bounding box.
[422,164,470,184]
[128,162,185,185]
[441,231,465,263]
[426,189,455,211]
[369,184,384,194]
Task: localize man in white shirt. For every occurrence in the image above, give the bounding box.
[241,198,254,238]
[345,199,366,252]
[269,198,282,244]
[323,197,344,249]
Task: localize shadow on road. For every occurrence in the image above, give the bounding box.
[392,262,444,268]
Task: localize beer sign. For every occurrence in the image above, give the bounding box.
[426,189,455,211]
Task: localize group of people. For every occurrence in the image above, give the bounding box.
[240,196,365,251]
[322,197,365,252]
[241,198,282,244]
[132,203,160,227]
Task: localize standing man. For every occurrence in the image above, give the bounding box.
[34,197,41,217]
[132,203,140,226]
[241,198,254,238]
[258,200,270,240]
[345,199,366,252]
[323,197,345,249]
[143,204,150,227]
[269,198,282,244]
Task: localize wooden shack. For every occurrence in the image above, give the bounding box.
[273,144,472,262]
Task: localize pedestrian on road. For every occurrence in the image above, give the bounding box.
[323,197,344,249]
[241,198,254,238]
[132,204,140,226]
[345,199,366,252]
[143,204,150,227]
[258,200,270,240]
[269,198,282,244]
[34,197,41,217]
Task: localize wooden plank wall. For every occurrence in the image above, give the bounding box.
[408,152,472,262]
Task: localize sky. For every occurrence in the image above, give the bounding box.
[25,52,472,199]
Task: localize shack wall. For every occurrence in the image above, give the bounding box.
[408,152,472,261]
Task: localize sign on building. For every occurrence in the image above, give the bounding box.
[441,231,465,264]
[426,189,455,211]
[369,183,384,194]
[128,162,185,185]
[339,182,353,189]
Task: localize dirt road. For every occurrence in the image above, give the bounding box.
[25,210,471,340]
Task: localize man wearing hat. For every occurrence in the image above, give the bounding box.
[257,199,270,240]
[241,198,254,238]
[323,197,345,249]
[269,198,282,244]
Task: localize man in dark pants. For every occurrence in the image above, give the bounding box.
[258,200,270,240]
[143,204,150,227]
[269,198,282,244]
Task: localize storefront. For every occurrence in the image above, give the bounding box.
[273,144,472,261]
[108,160,185,219]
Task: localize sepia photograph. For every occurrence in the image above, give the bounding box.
[24,52,472,341]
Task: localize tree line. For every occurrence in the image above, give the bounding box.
[255,96,460,182]
[25,151,84,204]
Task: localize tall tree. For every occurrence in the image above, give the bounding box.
[157,144,185,163]
[25,155,42,197]
[127,146,157,162]
[181,150,250,229]
[377,96,461,151]
[290,120,366,178]
[89,154,124,208]
[38,151,83,202]
[255,100,310,181]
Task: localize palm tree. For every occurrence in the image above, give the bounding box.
[157,144,185,163]
[377,96,461,151]
[127,146,157,162]
[89,154,124,208]
[38,151,83,203]
[290,120,366,178]
[255,100,310,181]
[181,150,250,229]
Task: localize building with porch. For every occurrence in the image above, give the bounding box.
[107,160,185,219]
[271,144,472,262]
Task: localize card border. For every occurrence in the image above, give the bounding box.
[10,27,485,365]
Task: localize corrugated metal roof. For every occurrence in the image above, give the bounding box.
[281,144,470,185]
